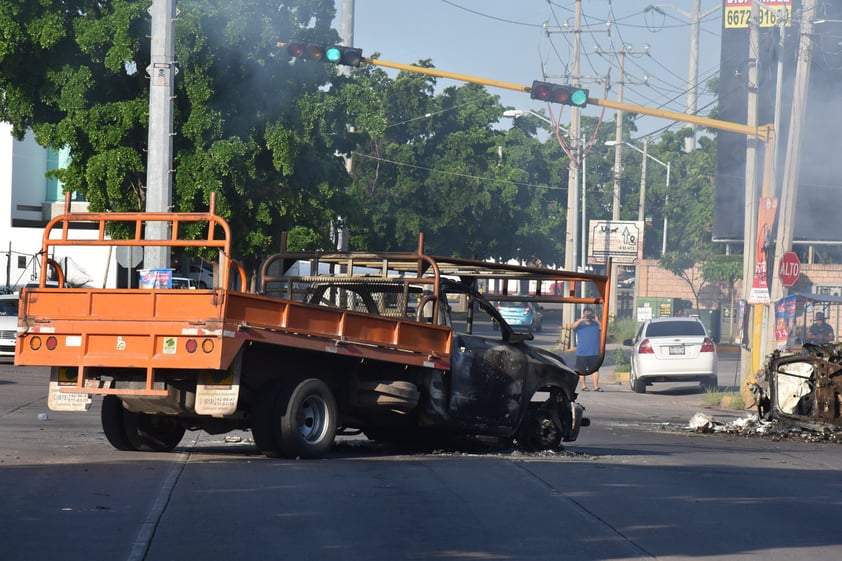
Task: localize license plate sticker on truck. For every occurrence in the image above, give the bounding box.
[668,345,685,355]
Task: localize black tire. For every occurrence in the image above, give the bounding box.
[629,368,646,394]
[250,385,284,458]
[516,407,562,451]
[276,379,337,459]
[101,396,184,452]
[132,414,186,451]
[100,396,184,451]
[701,376,718,392]
[101,395,137,451]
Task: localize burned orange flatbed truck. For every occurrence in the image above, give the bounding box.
[16,198,610,458]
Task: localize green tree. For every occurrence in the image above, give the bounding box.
[0,0,353,270]
[345,62,566,263]
[702,254,744,338]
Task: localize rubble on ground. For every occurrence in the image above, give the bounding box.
[682,411,842,442]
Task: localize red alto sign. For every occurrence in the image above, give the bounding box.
[778,251,801,287]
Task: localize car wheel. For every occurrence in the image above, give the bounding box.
[629,367,646,394]
[701,376,718,392]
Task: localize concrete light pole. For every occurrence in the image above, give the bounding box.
[606,139,670,319]
[606,139,671,254]
[503,109,586,265]
[144,0,177,270]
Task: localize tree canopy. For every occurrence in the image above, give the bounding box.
[0,0,724,275]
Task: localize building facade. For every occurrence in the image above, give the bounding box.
[0,124,117,291]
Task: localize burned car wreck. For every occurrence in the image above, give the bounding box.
[752,343,842,431]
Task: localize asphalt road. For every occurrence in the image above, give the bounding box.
[3,356,841,561]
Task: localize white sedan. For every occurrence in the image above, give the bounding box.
[624,317,718,394]
[0,293,19,361]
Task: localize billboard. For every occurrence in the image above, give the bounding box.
[714,0,842,243]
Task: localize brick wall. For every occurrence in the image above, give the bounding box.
[636,259,842,309]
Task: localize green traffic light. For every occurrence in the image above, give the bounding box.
[570,89,588,107]
[325,46,343,63]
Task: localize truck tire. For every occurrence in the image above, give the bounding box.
[101,395,136,451]
[276,378,337,459]
[516,407,562,451]
[250,385,283,458]
[100,395,185,452]
[130,414,186,452]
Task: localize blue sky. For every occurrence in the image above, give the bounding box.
[339,0,724,140]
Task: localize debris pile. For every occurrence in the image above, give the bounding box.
[685,411,842,442]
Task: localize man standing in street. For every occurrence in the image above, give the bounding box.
[572,307,602,391]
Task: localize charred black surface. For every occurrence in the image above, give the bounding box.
[758,343,842,431]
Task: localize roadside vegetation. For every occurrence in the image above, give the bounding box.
[0,0,729,278]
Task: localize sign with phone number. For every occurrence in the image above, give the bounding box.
[724,1,791,29]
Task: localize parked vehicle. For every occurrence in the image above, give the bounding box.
[188,262,214,288]
[171,276,199,289]
[624,317,718,393]
[0,293,19,361]
[494,301,543,332]
[16,196,611,459]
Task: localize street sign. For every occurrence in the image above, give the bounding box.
[116,246,143,268]
[778,251,801,287]
[588,220,643,265]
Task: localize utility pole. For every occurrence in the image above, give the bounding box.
[603,44,647,319]
[740,0,763,384]
[638,138,649,225]
[769,1,816,319]
[646,2,720,152]
[144,0,177,270]
[566,0,582,319]
[542,0,611,326]
[685,0,701,152]
[336,0,355,253]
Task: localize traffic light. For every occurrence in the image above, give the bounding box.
[286,41,363,67]
[529,81,589,107]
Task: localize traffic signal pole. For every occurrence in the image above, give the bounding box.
[280,42,773,139]
[283,41,777,386]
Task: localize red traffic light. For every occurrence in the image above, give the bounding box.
[286,42,305,58]
[530,81,589,107]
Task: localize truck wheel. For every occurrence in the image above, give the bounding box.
[251,385,284,458]
[101,395,137,451]
[516,407,562,451]
[131,414,186,452]
[100,396,185,452]
[276,378,337,459]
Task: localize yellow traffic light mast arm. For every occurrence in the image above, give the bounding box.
[278,42,773,141]
[362,57,532,97]
[592,97,774,142]
[364,55,774,142]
